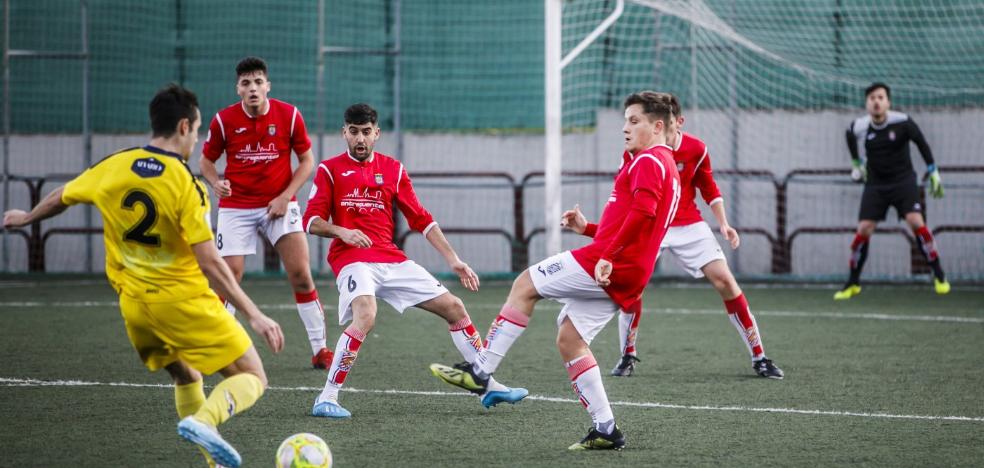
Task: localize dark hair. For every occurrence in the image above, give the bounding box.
[865,82,890,99]
[149,83,199,137]
[623,91,674,124]
[236,56,268,78]
[344,103,378,126]
[666,93,682,118]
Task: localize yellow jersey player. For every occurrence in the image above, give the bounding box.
[3,84,284,468]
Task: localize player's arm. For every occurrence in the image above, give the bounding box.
[395,166,479,290]
[907,118,944,198]
[596,158,663,286]
[845,122,866,182]
[200,115,231,198]
[561,204,597,237]
[2,186,69,228]
[191,240,284,352]
[267,148,314,218]
[302,164,371,247]
[694,152,738,249]
[424,224,479,291]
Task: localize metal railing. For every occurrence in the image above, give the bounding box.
[3,166,982,278]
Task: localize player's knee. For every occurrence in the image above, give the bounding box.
[443,295,467,322]
[509,271,538,302]
[286,268,315,292]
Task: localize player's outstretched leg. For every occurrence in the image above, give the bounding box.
[312,325,365,419]
[423,294,529,408]
[912,224,950,295]
[835,232,870,300]
[431,272,537,408]
[612,309,641,377]
[429,304,531,407]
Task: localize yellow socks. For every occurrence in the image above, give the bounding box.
[175,380,215,467]
[193,373,264,428]
[175,380,206,418]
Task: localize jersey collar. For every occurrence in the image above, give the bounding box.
[143,145,183,160]
[240,100,271,119]
[347,150,375,164]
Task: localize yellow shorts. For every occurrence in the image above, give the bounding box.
[119,290,253,375]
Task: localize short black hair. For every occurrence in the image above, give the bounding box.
[149,83,199,138]
[865,82,890,99]
[236,56,268,78]
[344,103,378,126]
[623,91,674,124]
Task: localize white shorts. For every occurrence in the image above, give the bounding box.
[529,251,620,344]
[334,260,449,325]
[660,221,726,278]
[215,201,303,257]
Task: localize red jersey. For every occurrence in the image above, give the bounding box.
[572,145,681,311]
[670,132,722,227]
[302,151,436,275]
[202,98,312,209]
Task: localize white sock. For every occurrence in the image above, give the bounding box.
[317,325,365,404]
[475,305,529,377]
[448,315,482,363]
[617,311,635,356]
[566,354,615,433]
[295,293,327,355]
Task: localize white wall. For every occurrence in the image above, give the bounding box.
[3,107,982,280]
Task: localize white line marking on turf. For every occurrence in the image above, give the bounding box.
[3,301,983,323]
[2,377,982,423]
[1,301,981,323]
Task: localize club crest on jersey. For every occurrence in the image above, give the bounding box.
[131,157,165,178]
[677,162,685,172]
[375,173,384,185]
[888,130,896,141]
[268,124,276,136]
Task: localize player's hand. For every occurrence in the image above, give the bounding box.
[720,224,740,249]
[850,160,867,183]
[926,165,944,199]
[266,195,290,218]
[3,209,30,229]
[248,313,285,353]
[560,204,587,234]
[212,179,232,198]
[451,259,480,291]
[594,258,613,287]
[340,228,372,248]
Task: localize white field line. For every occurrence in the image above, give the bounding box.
[1,376,981,423]
[1,301,980,324]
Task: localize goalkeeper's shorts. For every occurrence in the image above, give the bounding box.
[859,177,921,221]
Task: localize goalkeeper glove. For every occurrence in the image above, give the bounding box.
[850,159,867,183]
[925,164,944,198]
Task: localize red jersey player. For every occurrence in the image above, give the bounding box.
[304,103,528,419]
[565,94,784,380]
[431,91,681,450]
[200,57,332,370]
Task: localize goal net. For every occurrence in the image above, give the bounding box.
[550,0,984,281]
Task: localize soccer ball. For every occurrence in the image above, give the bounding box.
[276,432,332,468]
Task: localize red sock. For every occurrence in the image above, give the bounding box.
[724,294,764,358]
